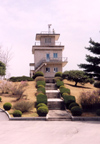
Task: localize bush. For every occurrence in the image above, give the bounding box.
[37,87,45,94]
[35,76,45,82]
[9,76,33,82]
[71,106,83,116]
[54,77,62,82]
[37,106,48,116]
[60,86,70,95]
[94,81,100,88]
[36,81,45,87]
[63,95,76,108]
[36,103,47,109]
[36,94,47,105]
[37,85,45,88]
[0,80,13,94]
[56,80,64,88]
[33,71,44,79]
[55,72,62,77]
[96,109,100,116]
[13,101,34,113]
[13,110,22,117]
[79,90,100,111]
[62,93,68,98]
[68,102,79,110]
[0,97,2,102]
[3,103,12,111]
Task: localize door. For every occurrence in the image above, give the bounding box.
[46,53,50,61]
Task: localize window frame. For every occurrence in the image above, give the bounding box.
[46,67,50,72]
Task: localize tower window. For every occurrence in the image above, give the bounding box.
[45,38,51,43]
[54,67,58,72]
[53,53,58,58]
[46,67,50,72]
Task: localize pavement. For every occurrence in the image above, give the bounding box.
[0,121,100,144]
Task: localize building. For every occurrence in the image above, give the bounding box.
[30,25,68,78]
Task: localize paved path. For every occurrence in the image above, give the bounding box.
[0,121,100,144]
[0,109,9,121]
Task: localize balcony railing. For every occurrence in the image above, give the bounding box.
[35,57,68,69]
[34,42,61,46]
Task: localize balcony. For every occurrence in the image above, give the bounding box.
[34,42,61,46]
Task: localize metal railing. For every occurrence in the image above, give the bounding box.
[40,31,55,34]
[34,42,61,46]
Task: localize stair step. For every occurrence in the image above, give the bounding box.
[46,90,60,98]
[45,83,57,90]
[47,98,65,110]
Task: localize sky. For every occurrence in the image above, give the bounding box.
[0,0,100,78]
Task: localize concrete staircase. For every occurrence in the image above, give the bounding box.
[45,81,71,120]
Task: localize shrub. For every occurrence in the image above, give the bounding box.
[96,109,100,116]
[36,103,47,109]
[3,103,12,111]
[56,80,64,88]
[54,77,62,82]
[68,102,79,110]
[37,87,45,94]
[79,90,100,111]
[37,85,45,88]
[71,106,83,116]
[94,81,100,88]
[60,86,70,95]
[0,97,2,102]
[36,81,45,87]
[62,93,68,98]
[55,72,62,77]
[0,80,13,94]
[9,76,33,82]
[36,94,47,105]
[37,106,48,116]
[35,76,45,82]
[13,101,34,113]
[13,110,22,117]
[33,71,44,79]
[63,95,76,108]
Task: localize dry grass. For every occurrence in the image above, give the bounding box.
[0,81,38,117]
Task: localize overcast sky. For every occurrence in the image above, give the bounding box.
[0,0,100,78]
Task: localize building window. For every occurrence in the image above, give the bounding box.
[54,67,58,72]
[46,53,50,61]
[45,38,51,43]
[46,67,50,72]
[53,53,58,58]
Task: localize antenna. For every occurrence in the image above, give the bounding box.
[48,24,52,33]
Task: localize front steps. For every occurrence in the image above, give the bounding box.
[46,90,60,98]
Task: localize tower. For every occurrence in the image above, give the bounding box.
[30,25,67,78]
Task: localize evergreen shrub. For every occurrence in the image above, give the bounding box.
[62,93,68,98]
[3,103,12,111]
[60,86,70,95]
[68,102,79,110]
[0,97,2,102]
[56,80,64,88]
[96,109,100,116]
[71,106,83,116]
[36,94,47,105]
[54,77,62,82]
[13,110,22,117]
[36,103,47,109]
[37,106,48,116]
[33,71,44,79]
[9,76,33,82]
[55,72,62,77]
[35,76,45,82]
[37,85,45,88]
[37,87,45,94]
[63,95,76,108]
[94,82,100,88]
[36,81,45,87]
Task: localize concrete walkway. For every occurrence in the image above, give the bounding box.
[0,109,9,121]
[0,121,100,144]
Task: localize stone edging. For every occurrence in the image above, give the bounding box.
[71,116,100,121]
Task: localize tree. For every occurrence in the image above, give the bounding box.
[0,61,6,76]
[62,70,94,87]
[78,38,100,80]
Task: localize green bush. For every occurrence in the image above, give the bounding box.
[94,82,100,88]
[36,94,47,105]
[9,76,33,82]
[96,109,100,116]
[13,110,22,117]
[56,80,64,88]
[36,103,47,109]
[37,87,45,94]
[36,81,45,87]
[63,95,76,108]
[37,85,45,88]
[13,101,34,113]
[33,71,44,79]
[37,106,48,116]
[35,76,45,82]
[0,97,2,102]
[68,102,79,110]
[71,106,83,116]
[60,86,70,95]
[54,77,62,82]
[55,72,62,77]
[3,103,12,111]
[62,93,68,98]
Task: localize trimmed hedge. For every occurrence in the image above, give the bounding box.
[3,103,12,111]
[37,85,45,88]
[60,86,70,95]
[55,72,62,77]
[62,93,68,98]
[36,93,47,105]
[33,71,44,79]
[37,87,45,94]
[13,110,22,117]
[36,81,45,87]
[37,106,48,116]
[54,77,62,82]
[0,97,2,102]
[36,103,47,109]
[63,95,76,108]
[35,76,45,82]
[94,82,100,88]
[71,106,83,116]
[68,102,79,110]
[56,80,64,88]
[9,76,33,82]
